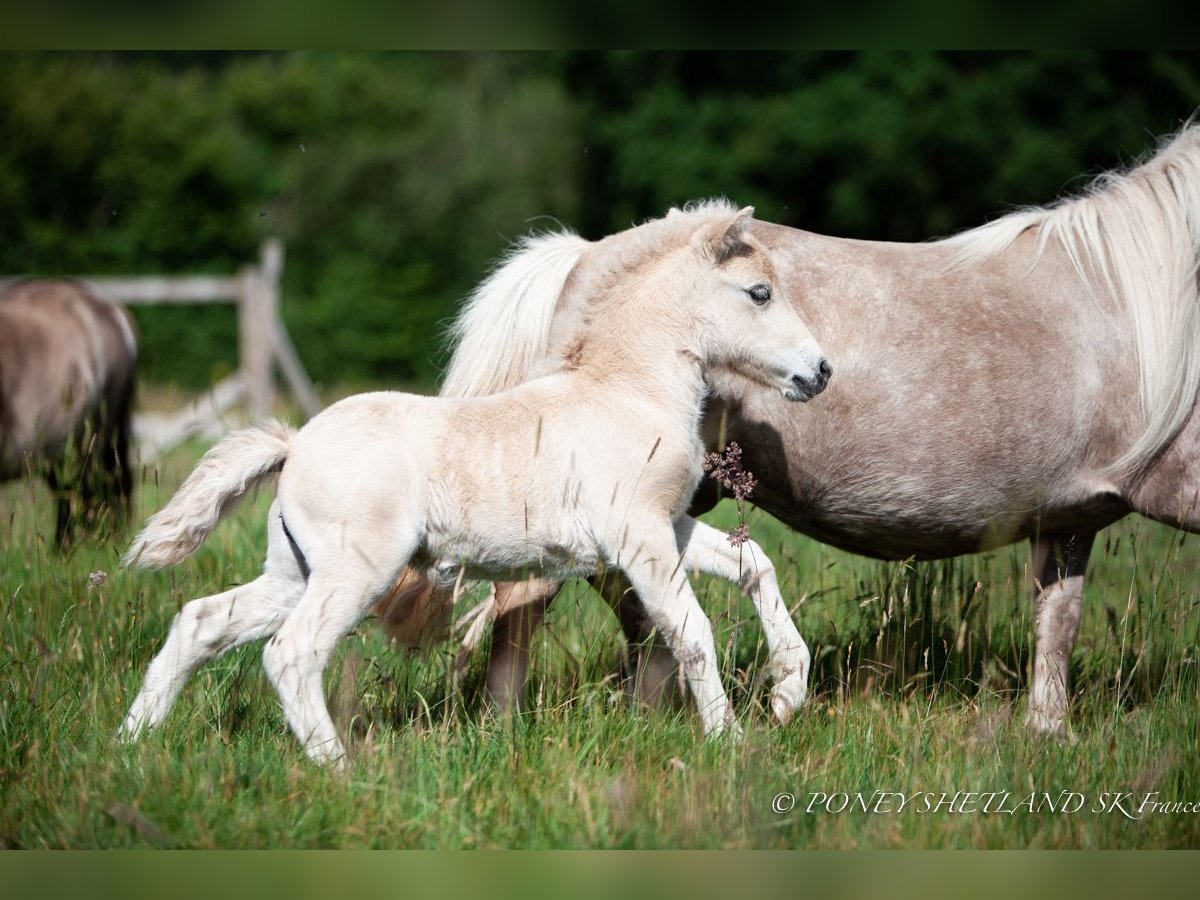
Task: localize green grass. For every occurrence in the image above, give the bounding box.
[2,437,1199,848]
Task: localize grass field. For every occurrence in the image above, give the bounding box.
[2,433,1200,848]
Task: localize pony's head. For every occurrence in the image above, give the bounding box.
[653,204,831,401]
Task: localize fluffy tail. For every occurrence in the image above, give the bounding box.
[124,420,294,568]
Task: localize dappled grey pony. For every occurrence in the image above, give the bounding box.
[381,122,1200,738]
[0,279,138,543]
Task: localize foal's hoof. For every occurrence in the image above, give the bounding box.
[117,714,146,744]
[770,671,809,726]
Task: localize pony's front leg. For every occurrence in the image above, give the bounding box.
[591,571,682,709]
[1026,531,1094,738]
[675,517,810,725]
[617,524,737,738]
[485,578,561,712]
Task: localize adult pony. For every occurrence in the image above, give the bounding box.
[0,279,137,543]
[390,122,1200,739]
[120,204,831,766]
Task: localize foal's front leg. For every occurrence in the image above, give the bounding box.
[675,517,810,725]
[616,522,737,738]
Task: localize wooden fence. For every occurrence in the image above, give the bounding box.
[8,239,320,462]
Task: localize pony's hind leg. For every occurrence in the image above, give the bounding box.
[121,502,308,739]
[675,517,810,725]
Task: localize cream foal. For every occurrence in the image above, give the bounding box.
[120,204,831,766]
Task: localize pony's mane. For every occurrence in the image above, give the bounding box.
[943,123,1200,474]
[439,199,739,398]
[440,230,588,398]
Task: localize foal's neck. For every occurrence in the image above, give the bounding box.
[567,299,710,438]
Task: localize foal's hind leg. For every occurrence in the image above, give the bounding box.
[262,535,419,768]
[1026,531,1095,738]
[121,503,307,739]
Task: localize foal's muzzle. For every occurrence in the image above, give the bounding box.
[786,358,832,402]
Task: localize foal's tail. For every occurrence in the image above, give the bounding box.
[124,420,294,569]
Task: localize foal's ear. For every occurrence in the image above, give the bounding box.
[694,206,756,265]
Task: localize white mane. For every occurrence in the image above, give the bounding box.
[439,199,740,400]
[439,231,588,398]
[944,123,1200,474]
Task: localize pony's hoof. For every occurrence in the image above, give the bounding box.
[306,740,349,771]
[1024,706,1076,743]
[720,721,745,744]
[770,671,808,726]
[704,715,744,744]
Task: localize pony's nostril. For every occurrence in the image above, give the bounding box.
[819,359,833,380]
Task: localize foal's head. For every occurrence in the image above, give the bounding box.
[636,204,831,402]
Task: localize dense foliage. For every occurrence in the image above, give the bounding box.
[2,52,1197,387]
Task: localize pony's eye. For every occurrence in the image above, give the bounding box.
[747,284,771,305]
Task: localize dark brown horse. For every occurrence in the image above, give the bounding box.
[0,279,138,544]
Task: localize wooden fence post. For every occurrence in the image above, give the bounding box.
[239,239,282,419]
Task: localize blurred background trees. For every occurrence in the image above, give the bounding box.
[1,51,1197,389]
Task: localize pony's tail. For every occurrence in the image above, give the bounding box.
[124,420,294,569]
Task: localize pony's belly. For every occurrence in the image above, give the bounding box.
[765,489,1129,561]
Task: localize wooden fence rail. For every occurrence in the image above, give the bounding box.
[5,239,320,462]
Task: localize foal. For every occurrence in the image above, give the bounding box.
[120,204,831,766]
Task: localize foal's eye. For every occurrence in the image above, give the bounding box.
[747,284,771,305]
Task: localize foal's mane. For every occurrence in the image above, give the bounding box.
[440,199,739,399]
[944,123,1200,474]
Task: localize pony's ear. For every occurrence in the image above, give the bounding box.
[694,206,755,265]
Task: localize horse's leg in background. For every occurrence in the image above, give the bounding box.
[105,370,137,523]
[483,575,682,711]
[485,578,560,711]
[122,503,307,738]
[1026,531,1095,737]
[46,467,71,549]
[591,571,682,709]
